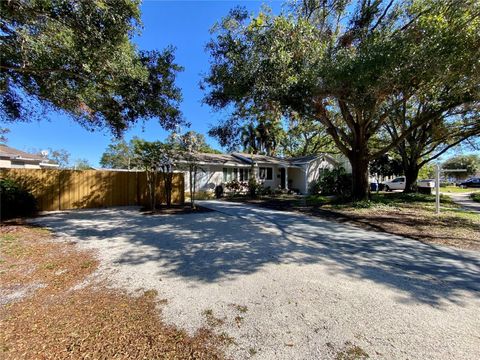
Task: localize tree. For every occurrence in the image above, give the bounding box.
[100,139,136,169]
[157,143,176,208]
[1,0,184,135]
[369,154,403,180]
[132,140,164,211]
[385,102,480,192]
[165,131,221,154]
[203,1,480,199]
[443,154,479,180]
[172,132,204,209]
[45,148,70,168]
[0,128,9,143]
[239,118,284,156]
[74,158,92,170]
[281,119,335,157]
[29,147,71,168]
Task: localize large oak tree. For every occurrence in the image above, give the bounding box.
[203,0,480,199]
[1,0,184,135]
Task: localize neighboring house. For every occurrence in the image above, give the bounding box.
[0,144,59,169]
[179,152,339,195]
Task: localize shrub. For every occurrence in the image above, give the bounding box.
[224,179,246,195]
[214,185,224,199]
[0,178,37,220]
[247,177,259,198]
[311,167,352,197]
[470,193,480,203]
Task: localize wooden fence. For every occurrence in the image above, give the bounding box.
[1,169,184,211]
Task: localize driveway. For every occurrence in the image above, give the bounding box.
[445,191,480,212]
[31,203,480,359]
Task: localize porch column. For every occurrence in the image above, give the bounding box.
[303,166,308,194]
[285,166,289,190]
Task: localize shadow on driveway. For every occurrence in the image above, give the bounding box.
[34,206,480,306]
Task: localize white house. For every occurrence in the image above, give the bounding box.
[179,152,339,195]
[0,145,59,169]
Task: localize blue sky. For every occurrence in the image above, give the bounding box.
[6,1,282,167]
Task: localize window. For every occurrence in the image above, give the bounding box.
[392,177,405,183]
[259,167,273,180]
[223,167,250,182]
[223,168,233,182]
[239,168,250,181]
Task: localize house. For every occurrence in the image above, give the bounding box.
[0,144,59,169]
[179,152,339,195]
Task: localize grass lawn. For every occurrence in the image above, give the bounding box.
[471,193,480,202]
[0,224,225,359]
[324,193,479,250]
[230,192,480,251]
[440,186,480,193]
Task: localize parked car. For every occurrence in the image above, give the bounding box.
[382,177,405,191]
[457,178,480,188]
[417,179,435,188]
[382,177,435,191]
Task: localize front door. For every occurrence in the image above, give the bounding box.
[280,168,286,189]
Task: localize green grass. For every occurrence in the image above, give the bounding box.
[470,193,480,203]
[330,192,456,210]
[441,186,479,193]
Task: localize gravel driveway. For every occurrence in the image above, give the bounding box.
[31,202,480,359]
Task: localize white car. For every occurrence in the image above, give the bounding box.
[382,177,435,191]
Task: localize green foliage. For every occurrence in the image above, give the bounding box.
[470,193,480,203]
[369,154,403,178]
[167,131,220,154]
[418,163,435,179]
[29,147,71,168]
[1,0,183,135]
[46,148,71,168]
[203,0,480,200]
[310,167,352,197]
[443,154,479,179]
[281,120,335,157]
[0,178,37,220]
[224,179,246,195]
[100,138,136,169]
[74,159,93,170]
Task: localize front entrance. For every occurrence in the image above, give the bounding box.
[280,168,286,189]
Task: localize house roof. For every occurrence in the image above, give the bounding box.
[232,152,292,166]
[289,153,339,165]
[178,152,247,165]
[0,144,45,161]
[177,151,335,168]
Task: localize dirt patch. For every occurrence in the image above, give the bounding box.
[0,224,225,359]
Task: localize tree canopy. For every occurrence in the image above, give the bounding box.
[166,131,221,154]
[1,0,184,135]
[203,0,480,199]
[443,154,479,179]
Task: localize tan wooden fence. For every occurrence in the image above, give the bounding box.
[1,169,184,211]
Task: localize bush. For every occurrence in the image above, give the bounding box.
[224,179,246,195]
[214,185,224,199]
[470,193,480,203]
[310,167,352,197]
[247,177,259,198]
[0,178,37,220]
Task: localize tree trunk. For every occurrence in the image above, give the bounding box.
[403,164,419,193]
[349,154,370,201]
[189,165,194,209]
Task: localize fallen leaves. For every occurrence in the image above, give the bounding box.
[0,224,226,359]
